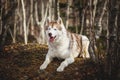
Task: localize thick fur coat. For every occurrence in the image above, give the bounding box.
[40,18,90,72]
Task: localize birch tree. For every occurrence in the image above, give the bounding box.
[21,0,27,44]
[35,0,49,44]
[80,9,86,34]
[85,0,97,61]
[65,0,71,29]
[8,10,17,43]
[30,0,34,35]
[97,0,107,39]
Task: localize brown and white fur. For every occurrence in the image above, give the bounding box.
[40,17,90,72]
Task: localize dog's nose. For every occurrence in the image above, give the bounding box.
[48,33,52,37]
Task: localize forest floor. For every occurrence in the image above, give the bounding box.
[0,43,106,80]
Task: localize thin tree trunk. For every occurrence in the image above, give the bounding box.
[89,0,96,61]
[97,0,107,38]
[49,0,52,21]
[35,2,40,25]
[35,1,41,43]
[54,0,58,20]
[30,0,34,35]
[17,0,23,35]
[80,9,85,34]
[57,0,60,18]
[13,11,17,43]
[35,1,49,44]
[75,17,78,34]
[21,0,27,44]
[40,1,49,44]
[92,0,98,24]
[66,0,70,29]
[0,6,2,35]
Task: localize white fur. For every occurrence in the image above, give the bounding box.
[81,35,90,58]
[40,18,90,72]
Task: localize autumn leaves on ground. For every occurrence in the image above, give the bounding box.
[0,43,104,80]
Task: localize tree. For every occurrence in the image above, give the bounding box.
[21,0,27,44]
[106,0,120,79]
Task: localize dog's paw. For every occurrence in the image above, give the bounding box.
[57,66,64,72]
[40,64,46,70]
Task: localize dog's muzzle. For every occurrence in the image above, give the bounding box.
[48,33,56,42]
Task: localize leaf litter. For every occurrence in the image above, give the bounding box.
[0,43,104,80]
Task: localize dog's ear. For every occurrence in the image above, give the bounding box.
[57,17,62,24]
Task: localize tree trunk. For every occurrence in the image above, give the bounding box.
[106,0,119,79]
[57,0,60,18]
[30,0,34,35]
[49,0,52,21]
[13,10,17,43]
[80,9,85,34]
[21,0,27,44]
[97,0,107,39]
[0,4,2,35]
[88,0,96,61]
[40,1,49,44]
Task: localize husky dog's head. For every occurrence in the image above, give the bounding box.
[45,17,66,43]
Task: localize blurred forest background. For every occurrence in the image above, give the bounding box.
[0,0,120,80]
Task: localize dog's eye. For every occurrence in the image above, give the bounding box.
[48,27,51,30]
[54,29,57,30]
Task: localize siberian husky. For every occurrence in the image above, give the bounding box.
[40,17,90,72]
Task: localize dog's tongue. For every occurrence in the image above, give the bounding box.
[49,37,54,42]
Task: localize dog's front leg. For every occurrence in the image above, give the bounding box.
[40,54,52,70]
[57,57,74,72]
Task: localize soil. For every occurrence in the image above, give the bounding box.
[0,43,104,80]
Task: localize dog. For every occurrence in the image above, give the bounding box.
[40,17,90,72]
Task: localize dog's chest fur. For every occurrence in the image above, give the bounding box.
[49,36,70,58]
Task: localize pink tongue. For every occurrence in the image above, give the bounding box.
[49,37,54,42]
